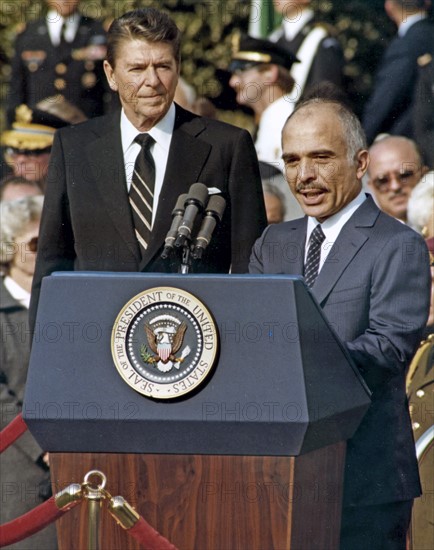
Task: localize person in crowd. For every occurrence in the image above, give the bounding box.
[259,161,303,222]
[424,237,434,333]
[29,7,267,329]
[0,195,57,550]
[0,176,43,203]
[405,235,433,550]
[263,183,286,224]
[362,0,434,144]
[228,35,298,168]
[1,99,87,190]
[367,135,428,223]
[7,0,113,123]
[249,98,431,549]
[173,76,198,112]
[412,51,434,168]
[269,0,344,102]
[407,171,434,237]
[174,76,217,118]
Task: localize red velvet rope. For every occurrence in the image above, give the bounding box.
[0,413,28,453]
[127,517,179,550]
[0,495,80,547]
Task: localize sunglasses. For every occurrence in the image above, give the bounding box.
[27,236,38,252]
[371,169,419,193]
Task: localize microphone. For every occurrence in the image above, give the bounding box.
[175,183,209,248]
[192,195,226,259]
[161,193,188,259]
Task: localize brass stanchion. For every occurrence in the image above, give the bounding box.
[82,470,107,550]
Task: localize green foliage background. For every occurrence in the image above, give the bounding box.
[0,0,399,127]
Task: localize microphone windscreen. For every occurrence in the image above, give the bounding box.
[187,182,209,208]
[172,193,188,214]
[207,195,226,220]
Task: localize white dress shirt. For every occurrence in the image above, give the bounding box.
[4,276,31,309]
[305,190,367,272]
[398,12,427,37]
[46,10,80,46]
[121,104,175,227]
[282,9,314,41]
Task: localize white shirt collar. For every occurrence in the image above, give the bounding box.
[121,103,176,155]
[283,8,314,41]
[4,276,30,309]
[398,12,427,37]
[46,9,80,45]
[305,189,366,268]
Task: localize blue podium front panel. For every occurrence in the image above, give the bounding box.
[23,273,370,455]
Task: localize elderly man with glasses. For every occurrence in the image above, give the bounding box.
[367,135,428,223]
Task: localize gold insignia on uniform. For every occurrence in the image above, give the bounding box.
[15,22,26,34]
[55,63,67,75]
[81,72,97,88]
[71,48,85,61]
[54,78,66,91]
[28,62,39,72]
[418,53,432,67]
[21,50,47,62]
[1,105,56,151]
[16,104,33,124]
[231,31,241,54]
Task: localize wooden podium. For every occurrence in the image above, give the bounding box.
[24,273,370,549]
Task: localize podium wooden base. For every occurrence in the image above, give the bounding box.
[50,442,345,550]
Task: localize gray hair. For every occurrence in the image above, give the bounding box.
[407,171,434,234]
[0,195,43,266]
[285,98,367,162]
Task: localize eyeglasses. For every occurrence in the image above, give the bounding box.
[26,236,38,252]
[371,169,419,193]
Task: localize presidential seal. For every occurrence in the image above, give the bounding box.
[111,287,218,399]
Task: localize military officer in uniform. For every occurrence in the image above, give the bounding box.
[7,0,113,124]
[228,35,299,170]
[269,0,344,102]
[2,99,86,189]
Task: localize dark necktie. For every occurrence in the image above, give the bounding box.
[304,224,326,287]
[129,134,156,257]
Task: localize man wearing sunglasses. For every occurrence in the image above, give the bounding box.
[1,99,87,190]
[367,135,428,223]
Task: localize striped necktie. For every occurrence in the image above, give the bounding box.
[129,134,156,257]
[304,224,326,287]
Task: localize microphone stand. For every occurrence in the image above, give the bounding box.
[179,243,193,274]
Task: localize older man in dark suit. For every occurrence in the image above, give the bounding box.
[250,98,430,549]
[30,7,266,329]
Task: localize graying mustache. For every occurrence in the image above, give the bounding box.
[295,184,328,192]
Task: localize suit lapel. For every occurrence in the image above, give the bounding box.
[283,218,307,275]
[86,112,140,262]
[140,106,211,269]
[311,196,379,305]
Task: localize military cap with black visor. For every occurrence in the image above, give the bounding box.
[228,34,299,73]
